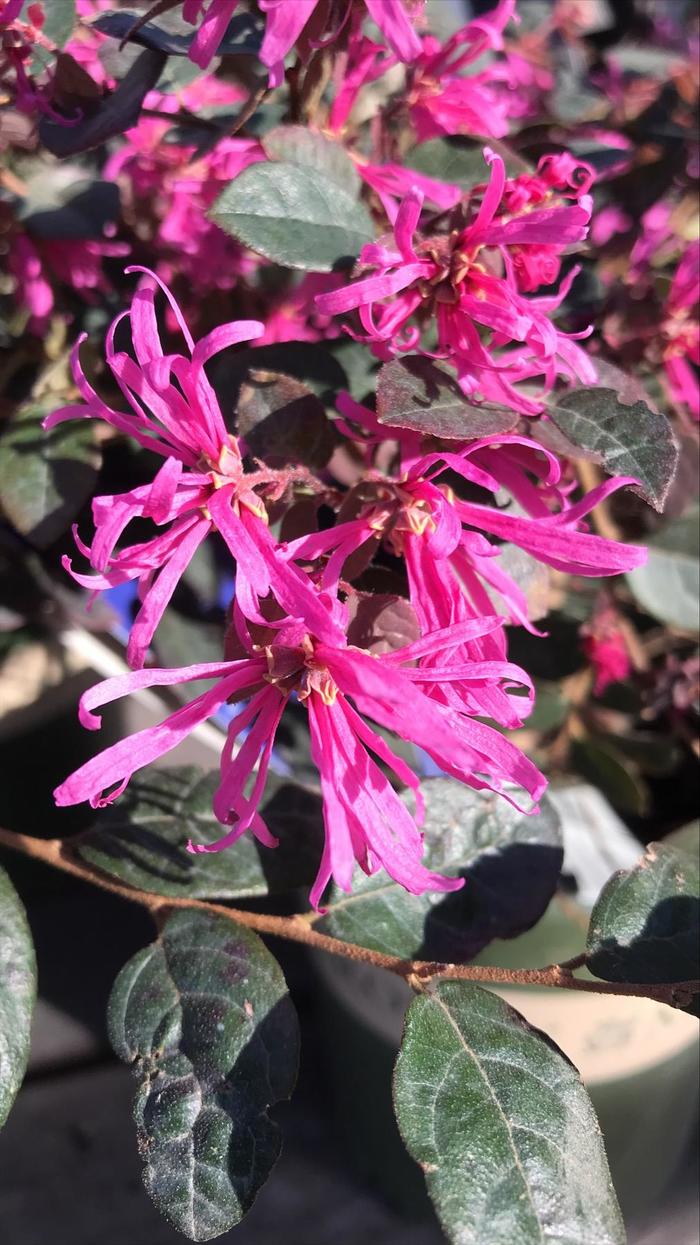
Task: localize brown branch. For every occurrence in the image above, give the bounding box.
[0,827,696,1006]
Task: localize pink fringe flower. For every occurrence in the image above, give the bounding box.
[581,605,632,696]
[53,613,546,907]
[45,269,343,668]
[284,408,646,724]
[315,148,596,407]
[182,0,238,69]
[661,240,700,422]
[259,0,424,87]
[407,0,517,141]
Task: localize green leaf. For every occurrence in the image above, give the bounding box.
[209,162,374,272]
[77,766,323,899]
[376,356,519,440]
[549,386,678,512]
[263,125,360,195]
[405,138,520,187]
[0,864,36,1128]
[153,607,225,699]
[586,840,699,1016]
[322,779,562,960]
[108,909,299,1241]
[39,48,166,156]
[626,505,699,632]
[0,403,100,548]
[570,737,649,816]
[41,0,77,49]
[393,982,625,1245]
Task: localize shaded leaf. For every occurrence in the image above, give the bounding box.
[549,386,678,512]
[263,125,360,195]
[0,404,100,548]
[586,840,699,1016]
[328,336,379,400]
[377,356,518,440]
[393,982,625,1245]
[570,738,649,817]
[235,369,337,470]
[346,593,419,654]
[626,506,699,632]
[108,909,299,1241]
[153,607,225,699]
[39,48,166,156]
[21,174,121,241]
[322,779,562,960]
[215,341,348,405]
[94,10,262,57]
[0,863,36,1128]
[209,162,374,272]
[77,766,323,899]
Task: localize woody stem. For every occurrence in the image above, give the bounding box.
[0,827,696,1006]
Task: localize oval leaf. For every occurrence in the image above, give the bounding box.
[626,505,699,632]
[586,840,699,1016]
[263,124,360,194]
[321,779,562,960]
[393,982,625,1245]
[209,162,374,272]
[549,386,679,512]
[0,864,36,1128]
[77,766,323,899]
[377,356,519,440]
[0,403,100,548]
[108,909,300,1241]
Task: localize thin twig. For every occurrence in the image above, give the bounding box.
[0,827,696,1005]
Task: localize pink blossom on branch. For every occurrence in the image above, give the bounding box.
[45,270,344,667]
[53,615,545,907]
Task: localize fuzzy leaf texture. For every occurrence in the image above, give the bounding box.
[377,356,519,440]
[549,386,679,512]
[586,832,700,1017]
[321,779,563,960]
[262,125,361,195]
[0,402,100,548]
[108,909,300,1241]
[393,982,626,1245]
[209,162,374,271]
[0,864,36,1129]
[78,766,323,899]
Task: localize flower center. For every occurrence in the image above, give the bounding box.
[263,636,339,706]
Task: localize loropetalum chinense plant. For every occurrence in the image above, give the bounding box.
[0,2,698,1243]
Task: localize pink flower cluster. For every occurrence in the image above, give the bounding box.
[17,0,662,909]
[50,272,645,907]
[316,148,596,412]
